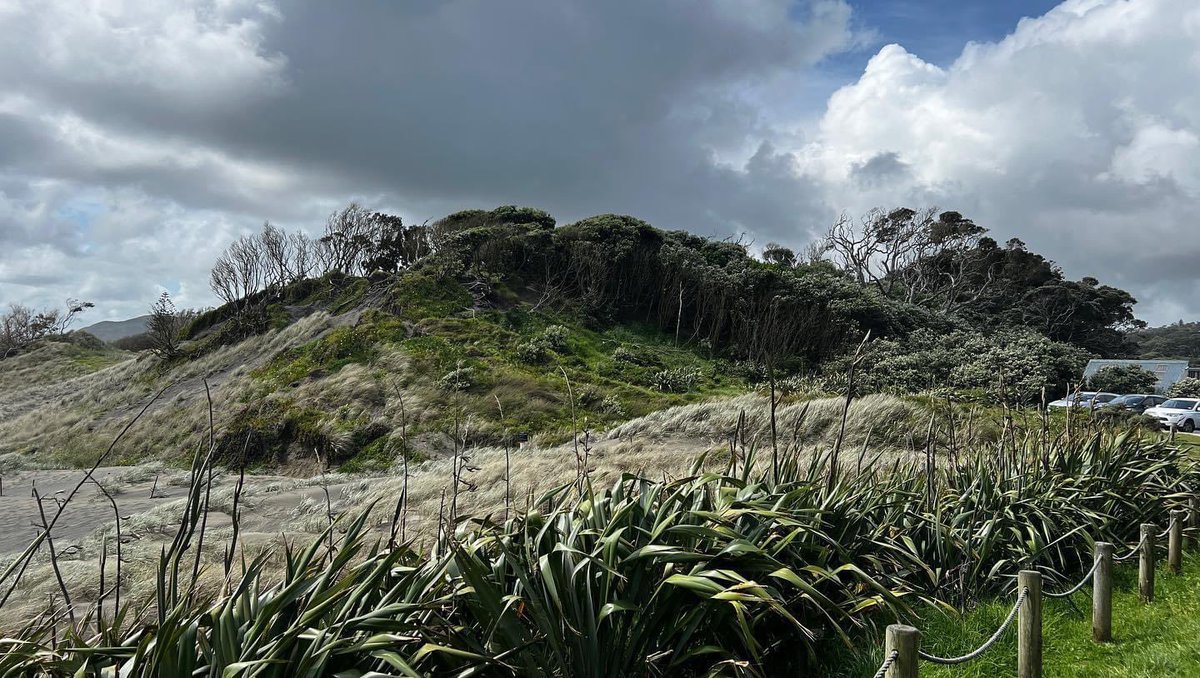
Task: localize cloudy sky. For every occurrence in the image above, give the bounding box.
[1,0,1197,325]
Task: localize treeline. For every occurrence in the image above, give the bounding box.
[195,203,1141,400]
[1130,321,1200,362]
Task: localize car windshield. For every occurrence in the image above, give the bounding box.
[1161,399,1199,410]
[1109,395,1140,405]
[1092,394,1118,403]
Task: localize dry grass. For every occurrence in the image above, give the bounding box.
[0,313,362,467]
[0,388,927,626]
[608,392,919,449]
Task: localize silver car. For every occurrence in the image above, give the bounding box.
[1048,392,1120,409]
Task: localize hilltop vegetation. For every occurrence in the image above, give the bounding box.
[0,204,1149,470]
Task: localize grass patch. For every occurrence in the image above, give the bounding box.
[829,554,1200,677]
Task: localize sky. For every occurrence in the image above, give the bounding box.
[1,0,1197,326]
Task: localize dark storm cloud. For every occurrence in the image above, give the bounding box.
[0,0,857,319]
[212,1,853,226]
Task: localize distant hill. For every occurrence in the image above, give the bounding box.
[79,315,150,342]
[1130,321,1200,363]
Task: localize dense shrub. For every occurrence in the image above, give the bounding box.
[1167,377,1200,398]
[611,345,647,365]
[600,394,626,417]
[837,328,1090,403]
[515,340,550,364]
[1086,364,1158,394]
[64,330,105,350]
[111,332,155,352]
[650,366,701,393]
[539,324,570,351]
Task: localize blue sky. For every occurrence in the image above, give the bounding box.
[843,0,1062,67]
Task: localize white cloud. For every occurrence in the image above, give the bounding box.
[799,0,1200,324]
[0,0,286,107]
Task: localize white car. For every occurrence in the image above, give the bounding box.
[1145,398,1200,432]
[1047,392,1120,409]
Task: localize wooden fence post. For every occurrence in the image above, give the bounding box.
[884,624,919,678]
[1018,570,1042,678]
[1170,509,1185,575]
[1140,523,1156,603]
[1093,542,1113,642]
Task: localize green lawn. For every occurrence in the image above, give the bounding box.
[832,554,1200,677]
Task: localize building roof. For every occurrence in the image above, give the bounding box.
[1083,359,1191,394]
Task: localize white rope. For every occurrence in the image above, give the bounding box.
[871,650,899,678]
[1045,559,1100,599]
[1115,535,1147,562]
[917,587,1027,665]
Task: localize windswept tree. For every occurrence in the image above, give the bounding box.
[761,242,796,268]
[821,207,1141,356]
[147,291,187,359]
[259,222,292,290]
[317,203,379,275]
[0,298,93,358]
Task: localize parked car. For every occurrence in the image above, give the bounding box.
[1047,392,1120,408]
[1048,392,1095,408]
[1144,398,1200,432]
[1100,394,1167,413]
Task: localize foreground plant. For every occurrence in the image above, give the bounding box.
[0,425,1194,676]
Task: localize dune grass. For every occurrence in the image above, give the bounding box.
[829,554,1200,677]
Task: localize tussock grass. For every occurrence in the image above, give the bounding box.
[607,392,917,448]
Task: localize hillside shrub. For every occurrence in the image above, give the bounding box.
[540,324,570,351]
[111,332,155,351]
[650,366,701,393]
[65,330,105,350]
[515,340,550,364]
[600,394,626,417]
[438,364,477,391]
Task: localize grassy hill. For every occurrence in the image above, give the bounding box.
[0,270,804,471]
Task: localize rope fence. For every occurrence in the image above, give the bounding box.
[1113,535,1145,562]
[1044,559,1099,599]
[871,650,900,678]
[870,507,1191,677]
[917,587,1027,665]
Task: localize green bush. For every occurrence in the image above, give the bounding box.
[540,325,570,351]
[1168,377,1200,398]
[438,364,477,391]
[600,394,626,417]
[650,366,701,393]
[1086,364,1158,394]
[612,345,652,366]
[835,328,1091,403]
[515,339,551,364]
